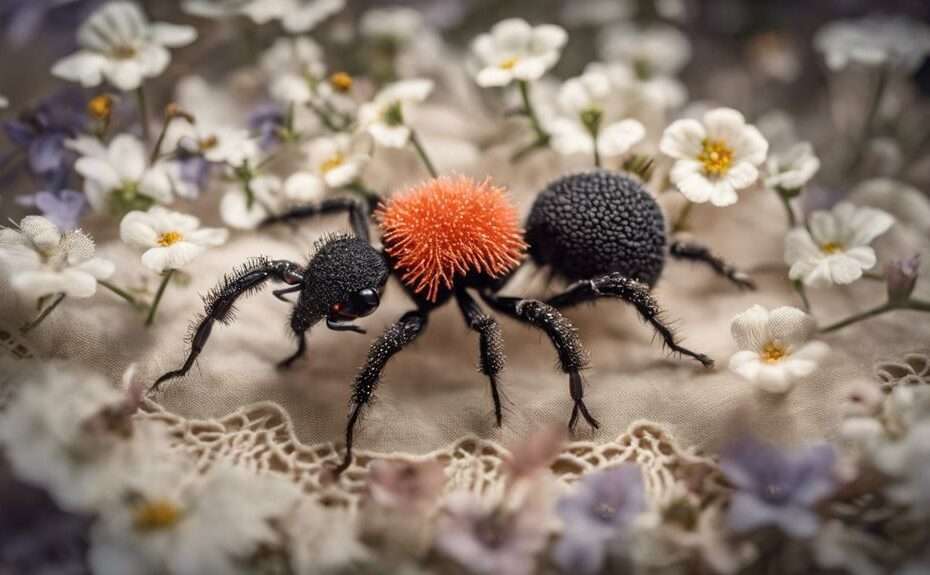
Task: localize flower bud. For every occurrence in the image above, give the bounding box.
[886,254,920,303]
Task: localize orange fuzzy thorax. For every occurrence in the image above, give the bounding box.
[378,176,527,302]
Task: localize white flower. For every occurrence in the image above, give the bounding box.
[120,207,227,273]
[262,37,326,104]
[51,2,196,91]
[220,175,284,230]
[728,305,830,394]
[243,0,344,33]
[470,18,567,87]
[815,16,930,72]
[359,79,433,148]
[660,108,769,207]
[285,135,369,202]
[360,6,423,41]
[0,363,144,512]
[785,202,894,287]
[0,94,7,108]
[70,134,173,214]
[765,142,821,192]
[285,499,368,573]
[182,0,255,19]
[90,463,303,575]
[549,65,645,159]
[599,23,691,77]
[603,61,688,112]
[0,216,114,300]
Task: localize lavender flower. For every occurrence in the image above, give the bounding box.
[16,190,88,231]
[435,491,549,575]
[886,254,920,303]
[0,0,96,48]
[721,438,837,538]
[248,103,287,151]
[552,464,646,574]
[367,459,445,511]
[2,89,86,190]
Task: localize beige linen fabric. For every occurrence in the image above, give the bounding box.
[1,147,927,458]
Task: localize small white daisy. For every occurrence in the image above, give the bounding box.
[243,0,344,33]
[220,175,284,230]
[286,135,370,201]
[660,108,769,207]
[470,18,568,87]
[360,6,423,41]
[549,64,645,160]
[262,37,326,105]
[599,22,691,78]
[0,363,148,512]
[785,202,894,287]
[69,134,173,214]
[815,16,930,72]
[51,2,196,91]
[358,79,433,148]
[120,207,228,273]
[728,305,830,394]
[182,0,255,19]
[90,462,302,575]
[765,142,821,192]
[0,216,114,300]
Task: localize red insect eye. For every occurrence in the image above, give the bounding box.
[333,303,342,311]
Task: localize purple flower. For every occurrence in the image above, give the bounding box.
[16,189,88,231]
[2,88,87,190]
[552,464,646,574]
[721,438,837,538]
[174,149,212,199]
[248,103,286,151]
[0,0,96,47]
[886,254,920,303]
[435,491,549,575]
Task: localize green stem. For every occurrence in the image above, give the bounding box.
[149,114,181,166]
[409,129,437,178]
[21,293,65,334]
[517,80,548,144]
[672,201,694,233]
[593,141,602,169]
[776,190,797,228]
[819,301,896,334]
[145,269,175,327]
[845,64,889,174]
[100,280,142,308]
[136,85,151,144]
[793,280,811,313]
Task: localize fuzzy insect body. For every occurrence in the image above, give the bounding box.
[155,171,754,475]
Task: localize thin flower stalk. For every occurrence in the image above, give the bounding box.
[145,269,175,327]
[21,293,66,334]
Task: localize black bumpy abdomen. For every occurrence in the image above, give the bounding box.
[525,171,666,287]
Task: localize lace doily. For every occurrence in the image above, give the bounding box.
[138,400,726,510]
[873,349,930,392]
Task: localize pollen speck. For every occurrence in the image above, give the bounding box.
[378,176,527,302]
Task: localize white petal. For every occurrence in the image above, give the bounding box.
[475,66,514,87]
[731,304,771,351]
[725,161,759,190]
[703,107,747,143]
[369,123,410,148]
[284,172,326,203]
[709,178,739,207]
[842,246,877,270]
[767,306,816,347]
[75,257,115,280]
[220,190,268,230]
[755,365,795,393]
[532,24,568,51]
[784,228,821,266]
[673,170,714,204]
[844,205,895,246]
[120,211,158,249]
[186,228,228,248]
[660,118,705,159]
[52,52,109,87]
[75,157,121,192]
[59,269,98,298]
[826,253,867,284]
[808,210,838,245]
[149,23,197,47]
[19,216,62,253]
[139,167,174,204]
[598,120,645,157]
[730,355,764,382]
[732,125,769,166]
[512,57,548,81]
[102,60,146,91]
[492,18,533,50]
[109,135,147,181]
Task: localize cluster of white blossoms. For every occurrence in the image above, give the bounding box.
[0,216,114,301]
[470,19,568,88]
[183,0,344,33]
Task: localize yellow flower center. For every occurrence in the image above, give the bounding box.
[820,242,843,254]
[88,94,114,120]
[199,135,218,151]
[157,231,184,247]
[132,499,182,532]
[320,152,345,174]
[698,138,734,177]
[760,342,787,363]
[329,72,353,92]
[112,44,137,60]
[499,57,519,70]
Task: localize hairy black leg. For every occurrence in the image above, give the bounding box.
[152,258,305,392]
[479,293,598,432]
[273,285,302,302]
[455,288,506,427]
[548,273,714,368]
[261,197,372,242]
[669,240,756,290]
[334,309,429,475]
